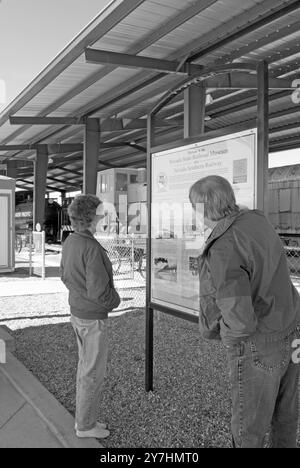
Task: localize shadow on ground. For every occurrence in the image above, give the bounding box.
[10,311,300,448]
[10,312,235,448]
[0,266,61,280]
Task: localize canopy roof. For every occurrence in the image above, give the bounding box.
[0,0,300,192]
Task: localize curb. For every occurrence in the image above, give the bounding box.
[0,325,15,353]
[0,351,101,448]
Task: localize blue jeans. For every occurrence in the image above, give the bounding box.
[226,326,300,448]
[70,315,108,431]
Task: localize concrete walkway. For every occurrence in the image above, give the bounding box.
[0,328,100,448]
[0,277,67,297]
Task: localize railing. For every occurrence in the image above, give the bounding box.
[94,234,147,310]
[284,246,300,278]
[15,230,46,279]
[13,232,299,298]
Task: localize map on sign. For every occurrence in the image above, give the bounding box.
[150,129,257,316]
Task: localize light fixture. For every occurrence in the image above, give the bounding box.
[205,93,214,105]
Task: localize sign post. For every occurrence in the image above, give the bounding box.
[145,61,267,392]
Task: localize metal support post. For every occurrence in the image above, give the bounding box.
[184,82,206,138]
[257,61,269,214]
[83,118,100,194]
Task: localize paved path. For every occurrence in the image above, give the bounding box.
[0,330,100,448]
[0,277,67,297]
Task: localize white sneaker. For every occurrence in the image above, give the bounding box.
[76,425,110,439]
[75,421,107,430]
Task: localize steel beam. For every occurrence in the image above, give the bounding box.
[9,116,84,126]
[46,143,83,154]
[184,83,206,138]
[18,178,65,193]
[85,48,203,75]
[270,138,300,152]
[0,143,83,153]
[257,61,269,214]
[205,73,296,90]
[100,117,181,132]
[6,160,18,178]
[83,118,100,194]
[56,167,83,177]
[33,146,48,230]
[46,176,80,190]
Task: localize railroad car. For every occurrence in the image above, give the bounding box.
[15,191,62,243]
[268,164,300,247]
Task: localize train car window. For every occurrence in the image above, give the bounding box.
[268,188,278,213]
[100,175,108,193]
[116,173,127,192]
[130,174,137,184]
[292,186,300,214]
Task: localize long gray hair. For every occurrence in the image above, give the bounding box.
[189,175,239,221]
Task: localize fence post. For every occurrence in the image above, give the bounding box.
[42,230,46,280]
[131,236,135,279]
[29,231,33,277]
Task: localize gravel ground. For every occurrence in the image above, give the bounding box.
[0,293,69,329]
[1,290,299,448]
[7,303,231,448]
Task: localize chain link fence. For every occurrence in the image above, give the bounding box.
[13,231,299,305]
[268,164,300,280]
[95,234,147,310]
[15,230,46,279]
[284,246,300,278]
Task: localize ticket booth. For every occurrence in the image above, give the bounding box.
[0,176,15,272]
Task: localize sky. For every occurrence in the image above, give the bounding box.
[0,0,299,168]
[0,0,112,109]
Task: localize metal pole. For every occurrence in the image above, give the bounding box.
[257,60,269,214]
[131,236,135,279]
[33,146,48,231]
[42,230,46,280]
[145,306,154,391]
[29,231,32,277]
[184,82,206,138]
[145,113,155,392]
[83,118,100,195]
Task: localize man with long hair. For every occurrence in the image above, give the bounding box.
[189,175,300,448]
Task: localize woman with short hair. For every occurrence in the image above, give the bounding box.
[60,194,120,439]
[189,175,300,448]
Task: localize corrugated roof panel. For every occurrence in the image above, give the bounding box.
[191,8,300,66]
[1,0,300,192]
[270,127,300,139]
[47,67,142,115]
[140,0,261,60]
[38,127,84,145]
[16,58,108,116]
[92,0,188,53]
[1,124,65,146]
[78,73,182,118]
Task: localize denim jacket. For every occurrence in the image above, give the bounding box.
[198,210,300,346]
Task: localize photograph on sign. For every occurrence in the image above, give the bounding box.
[150,129,257,316]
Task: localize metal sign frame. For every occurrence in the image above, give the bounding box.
[145,61,269,391]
